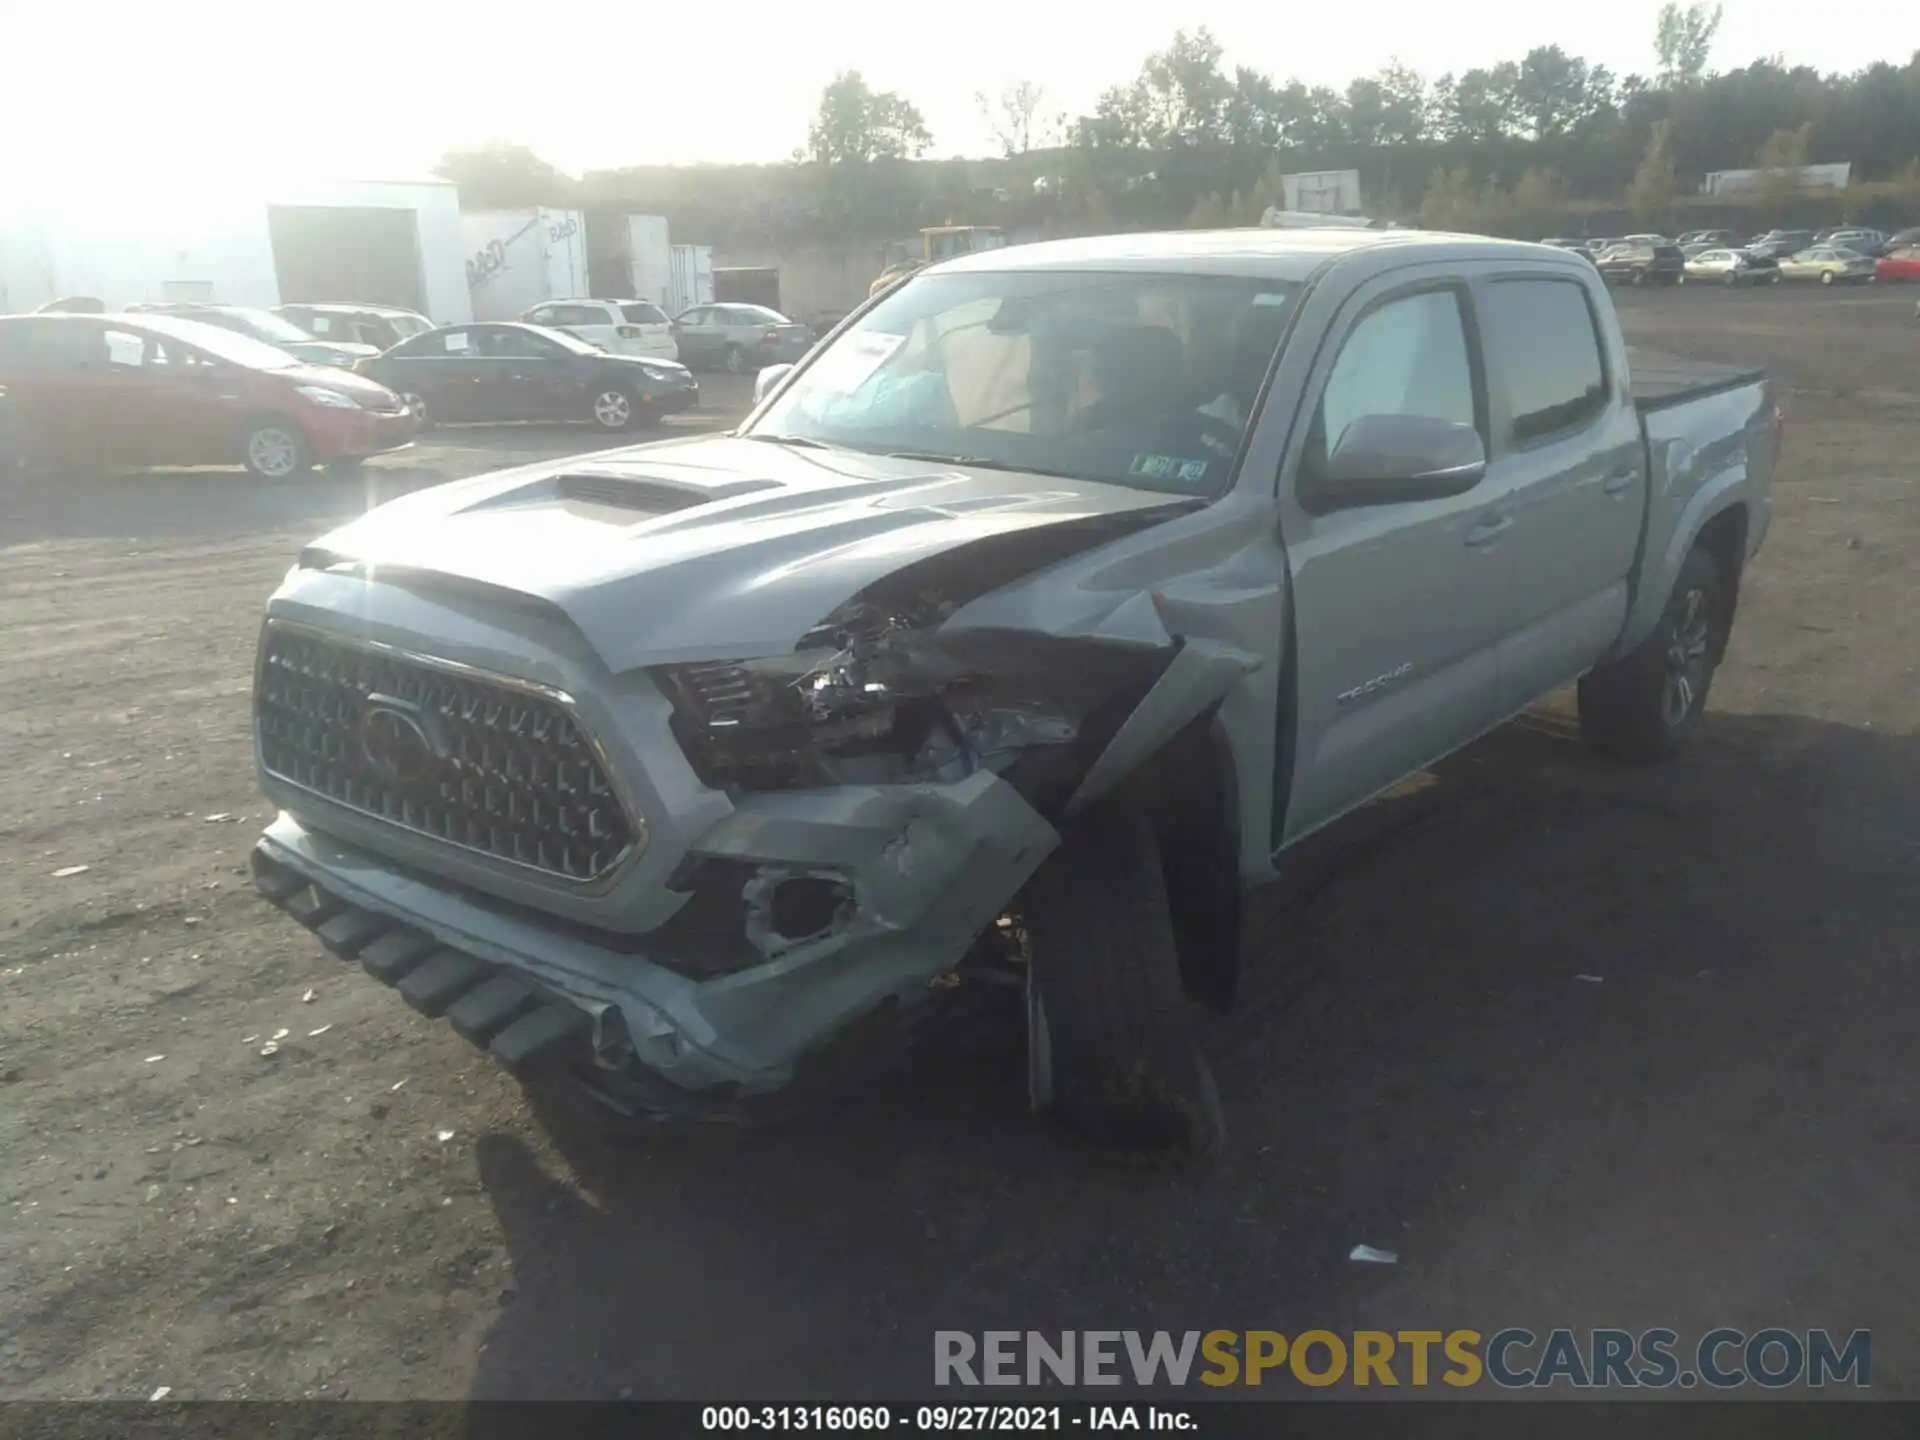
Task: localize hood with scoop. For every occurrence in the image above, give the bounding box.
[295,433,1199,671]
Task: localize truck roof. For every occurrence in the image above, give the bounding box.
[932,227,1567,282]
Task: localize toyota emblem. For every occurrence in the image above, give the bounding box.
[357,695,444,788]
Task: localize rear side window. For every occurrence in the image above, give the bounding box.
[620,302,668,325]
[1478,279,1608,444]
[548,303,609,326]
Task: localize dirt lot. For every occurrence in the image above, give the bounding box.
[2,294,1916,1402]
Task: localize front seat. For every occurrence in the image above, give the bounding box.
[1077,323,1187,432]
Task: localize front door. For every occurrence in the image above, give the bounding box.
[479,326,587,421]
[1472,273,1646,711]
[1272,272,1515,848]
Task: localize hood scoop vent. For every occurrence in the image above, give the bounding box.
[534,468,783,516]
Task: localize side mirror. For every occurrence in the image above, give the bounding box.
[1302,413,1487,512]
[752,363,794,406]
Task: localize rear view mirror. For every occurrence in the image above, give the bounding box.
[1303,413,1487,511]
[753,363,794,405]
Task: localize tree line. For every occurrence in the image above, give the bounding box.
[437,9,1920,247]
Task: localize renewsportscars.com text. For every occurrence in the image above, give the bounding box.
[934,1328,1870,1390]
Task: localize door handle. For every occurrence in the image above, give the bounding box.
[1464,511,1512,547]
[1602,466,1638,495]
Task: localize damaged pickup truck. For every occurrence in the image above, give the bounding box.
[249,229,1779,1152]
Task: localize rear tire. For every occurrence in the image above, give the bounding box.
[1020,797,1224,1157]
[1578,546,1724,763]
[723,345,746,375]
[241,419,311,480]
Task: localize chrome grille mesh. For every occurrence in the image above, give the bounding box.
[255,627,638,883]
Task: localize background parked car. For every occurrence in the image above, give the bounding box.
[355,321,696,431]
[1678,228,1744,248]
[1875,244,1920,282]
[276,303,434,352]
[1595,240,1686,285]
[670,303,814,373]
[0,312,414,479]
[1816,227,1887,256]
[1684,248,1781,285]
[1748,228,1817,259]
[125,303,377,368]
[518,298,677,362]
[1777,245,1877,284]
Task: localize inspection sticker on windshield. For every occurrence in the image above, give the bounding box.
[1129,454,1210,484]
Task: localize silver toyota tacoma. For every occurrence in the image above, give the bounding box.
[249,229,1779,1151]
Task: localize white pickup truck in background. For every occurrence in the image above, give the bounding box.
[247,229,1779,1153]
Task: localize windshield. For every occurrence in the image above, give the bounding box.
[136,315,303,369]
[749,269,1302,495]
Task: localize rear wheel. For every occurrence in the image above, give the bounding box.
[723,345,746,375]
[1020,797,1224,1157]
[1578,546,1724,762]
[241,419,311,480]
[590,384,641,432]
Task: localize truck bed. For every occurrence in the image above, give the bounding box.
[1628,350,1767,412]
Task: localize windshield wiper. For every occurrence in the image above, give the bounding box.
[742,432,834,450]
[884,450,1026,472]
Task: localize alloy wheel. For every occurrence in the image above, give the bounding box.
[593,389,632,428]
[1662,587,1713,729]
[247,428,300,479]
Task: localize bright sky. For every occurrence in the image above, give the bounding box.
[1,0,1911,192]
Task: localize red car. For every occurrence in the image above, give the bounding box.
[0,312,418,479]
[1875,244,1920,282]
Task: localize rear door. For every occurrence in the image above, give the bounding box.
[0,317,99,468]
[377,327,490,420]
[1271,271,1513,847]
[616,300,677,361]
[673,306,717,365]
[1474,273,1646,712]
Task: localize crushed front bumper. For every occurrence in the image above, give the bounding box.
[251,763,1057,1124]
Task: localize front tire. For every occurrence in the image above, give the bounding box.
[590,384,641,432]
[1578,546,1724,762]
[1019,798,1224,1157]
[241,419,311,480]
[1821,269,1836,285]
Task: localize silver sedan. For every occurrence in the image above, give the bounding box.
[1684,248,1780,286]
[1777,246,1876,285]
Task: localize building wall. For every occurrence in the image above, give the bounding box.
[0,178,471,322]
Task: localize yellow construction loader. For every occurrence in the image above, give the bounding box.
[870,225,1006,298]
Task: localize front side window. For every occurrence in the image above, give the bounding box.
[751,269,1303,495]
[1479,278,1607,443]
[1310,289,1476,478]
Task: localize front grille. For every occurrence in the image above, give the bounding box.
[256,626,640,884]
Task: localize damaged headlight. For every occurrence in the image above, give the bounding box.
[656,595,1169,800]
